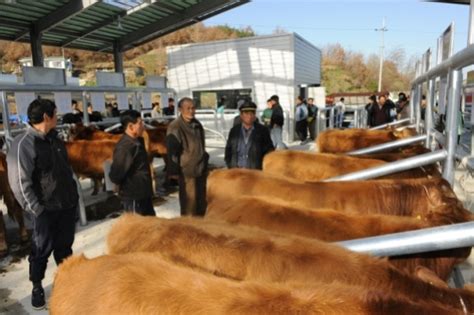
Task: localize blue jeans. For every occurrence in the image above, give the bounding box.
[270,126,287,149]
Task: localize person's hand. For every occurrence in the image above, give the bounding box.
[168,175,179,181]
[113,184,119,194]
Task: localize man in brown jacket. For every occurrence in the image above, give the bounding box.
[166,97,209,216]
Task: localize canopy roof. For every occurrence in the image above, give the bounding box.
[0,0,249,53]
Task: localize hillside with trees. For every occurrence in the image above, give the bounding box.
[0,23,415,93]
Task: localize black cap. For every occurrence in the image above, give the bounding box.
[239,101,257,112]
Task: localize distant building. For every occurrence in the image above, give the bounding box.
[166,33,321,114]
[19,56,72,77]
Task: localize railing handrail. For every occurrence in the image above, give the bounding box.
[412,43,474,86]
[0,83,175,94]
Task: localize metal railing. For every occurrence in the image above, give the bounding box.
[325,149,446,181]
[347,134,427,155]
[369,118,411,130]
[193,108,292,142]
[0,83,175,150]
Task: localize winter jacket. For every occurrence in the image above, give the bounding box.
[166,116,208,178]
[7,127,78,217]
[270,103,284,128]
[109,134,153,201]
[225,122,274,170]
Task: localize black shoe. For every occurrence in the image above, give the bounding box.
[31,286,46,310]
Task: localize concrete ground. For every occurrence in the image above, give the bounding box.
[0,138,473,314]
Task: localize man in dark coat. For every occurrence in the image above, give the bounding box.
[109,110,155,216]
[166,97,209,216]
[366,95,395,127]
[225,101,274,169]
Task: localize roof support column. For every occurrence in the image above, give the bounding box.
[29,25,44,67]
[113,41,123,73]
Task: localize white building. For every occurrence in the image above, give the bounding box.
[19,56,72,77]
[166,33,321,115]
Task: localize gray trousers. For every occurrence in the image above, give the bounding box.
[179,174,207,216]
[270,126,287,149]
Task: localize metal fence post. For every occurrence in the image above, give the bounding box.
[415,84,422,133]
[409,88,416,123]
[426,79,435,149]
[0,91,12,151]
[72,174,87,226]
[81,90,90,126]
[442,69,462,184]
[329,107,334,129]
[354,109,359,128]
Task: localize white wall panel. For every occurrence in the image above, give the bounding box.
[167,33,318,113]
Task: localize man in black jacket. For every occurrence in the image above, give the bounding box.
[7,99,78,310]
[225,101,274,169]
[109,110,155,216]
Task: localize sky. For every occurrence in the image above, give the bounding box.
[204,0,470,64]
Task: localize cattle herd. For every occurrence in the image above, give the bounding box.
[1,125,474,314]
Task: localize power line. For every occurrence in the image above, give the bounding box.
[210,23,467,35]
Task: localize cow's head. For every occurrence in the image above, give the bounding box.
[392,127,417,139]
[68,124,98,141]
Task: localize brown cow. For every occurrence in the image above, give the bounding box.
[205,196,466,280]
[207,169,464,218]
[0,152,27,247]
[316,128,418,153]
[107,214,474,313]
[207,169,472,279]
[69,124,168,187]
[207,169,465,220]
[64,140,116,195]
[206,196,432,241]
[50,253,459,315]
[263,150,439,181]
[69,124,167,161]
[68,124,122,142]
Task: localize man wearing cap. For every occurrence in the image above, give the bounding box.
[396,92,410,120]
[225,101,274,169]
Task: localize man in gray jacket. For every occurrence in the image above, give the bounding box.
[7,99,78,310]
[166,97,208,216]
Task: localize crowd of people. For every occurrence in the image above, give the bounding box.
[365,91,411,127]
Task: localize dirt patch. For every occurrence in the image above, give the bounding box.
[0,288,28,315]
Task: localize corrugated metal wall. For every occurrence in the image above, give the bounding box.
[166,33,320,115]
[294,34,321,87]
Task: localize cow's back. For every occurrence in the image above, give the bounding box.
[206,196,430,241]
[263,151,386,181]
[207,169,460,218]
[316,129,397,153]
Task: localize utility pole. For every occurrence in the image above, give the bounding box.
[375,18,388,92]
